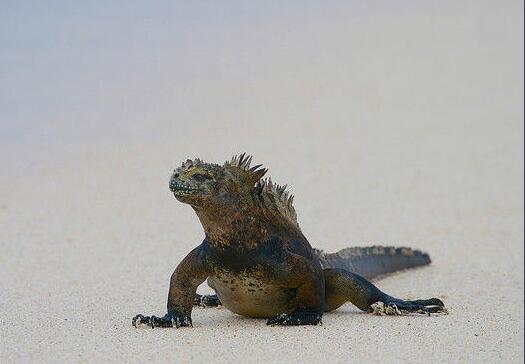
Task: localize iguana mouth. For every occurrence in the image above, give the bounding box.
[169,181,200,196]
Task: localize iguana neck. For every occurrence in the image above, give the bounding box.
[192,201,271,248]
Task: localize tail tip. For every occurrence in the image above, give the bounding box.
[396,246,431,266]
[414,249,431,265]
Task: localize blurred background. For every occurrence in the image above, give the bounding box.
[0,1,523,362]
[2,1,522,171]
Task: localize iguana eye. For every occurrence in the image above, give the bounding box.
[192,173,212,182]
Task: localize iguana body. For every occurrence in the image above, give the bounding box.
[133,154,445,328]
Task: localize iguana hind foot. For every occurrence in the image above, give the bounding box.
[323,268,447,315]
[371,297,446,316]
[267,309,322,326]
[194,294,221,308]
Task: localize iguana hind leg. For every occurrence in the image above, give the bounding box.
[323,268,446,315]
[194,294,221,307]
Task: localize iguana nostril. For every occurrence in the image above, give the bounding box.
[174,173,179,178]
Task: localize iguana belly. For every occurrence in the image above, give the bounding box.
[207,271,295,318]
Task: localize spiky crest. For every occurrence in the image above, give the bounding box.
[218,153,300,229]
[224,152,268,186]
[251,173,299,230]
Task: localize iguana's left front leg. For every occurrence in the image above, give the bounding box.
[267,251,325,326]
[132,246,208,328]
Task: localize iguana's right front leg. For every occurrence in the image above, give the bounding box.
[132,246,208,328]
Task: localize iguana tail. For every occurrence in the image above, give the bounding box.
[315,246,431,280]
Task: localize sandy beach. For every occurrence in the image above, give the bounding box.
[1,1,523,362]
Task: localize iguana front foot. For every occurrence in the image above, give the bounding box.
[132,312,192,328]
[267,309,323,326]
[371,297,446,316]
[194,294,221,308]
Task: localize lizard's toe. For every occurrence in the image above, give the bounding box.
[267,313,288,326]
[150,315,175,328]
[132,314,147,327]
[372,297,447,316]
[409,298,445,307]
[132,312,192,328]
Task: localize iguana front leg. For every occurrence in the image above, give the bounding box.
[132,246,208,328]
[323,268,446,315]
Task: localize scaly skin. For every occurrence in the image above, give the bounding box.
[132,154,446,328]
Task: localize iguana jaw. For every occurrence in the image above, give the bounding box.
[169,180,202,197]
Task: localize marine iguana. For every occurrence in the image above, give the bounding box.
[132,154,446,328]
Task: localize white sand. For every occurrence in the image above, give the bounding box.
[1,1,523,363]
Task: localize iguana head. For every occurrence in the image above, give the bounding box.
[169,154,299,236]
[169,153,267,206]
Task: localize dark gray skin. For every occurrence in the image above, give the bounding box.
[132,154,446,328]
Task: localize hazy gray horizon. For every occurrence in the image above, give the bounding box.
[1,1,418,143]
[2,0,522,174]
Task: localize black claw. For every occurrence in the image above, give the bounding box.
[132,314,144,327]
[150,315,158,329]
[132,312,192,328]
